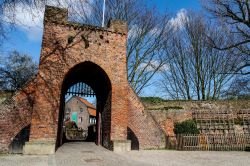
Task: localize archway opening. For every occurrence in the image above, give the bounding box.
[9,125,30,154]
[64,83,97,142]
[56,61,112,149]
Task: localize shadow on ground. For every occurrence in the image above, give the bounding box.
[0,142,250,166]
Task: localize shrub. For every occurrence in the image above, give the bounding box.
[140,97,165,104]
[245,146,250,152]
[234,117,244,126]
[163,106,183,110]
[65,121,78,129]
[174,120,200,134]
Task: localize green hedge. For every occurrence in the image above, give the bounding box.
[174,120,200,134]
[140,97,165,104]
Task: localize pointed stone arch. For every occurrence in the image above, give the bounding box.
[57,61,112,149]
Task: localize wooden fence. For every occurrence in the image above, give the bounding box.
[167,134,250,151]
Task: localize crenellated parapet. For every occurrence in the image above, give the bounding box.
[44,6,127,35]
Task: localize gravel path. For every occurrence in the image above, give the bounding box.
[0,142,249,166]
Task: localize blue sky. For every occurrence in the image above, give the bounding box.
[1,0,202,97]
[151,0,201,13]
[2,0,202,62]
[3,28,42,62]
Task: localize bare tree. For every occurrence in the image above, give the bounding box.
[0,0,46,45]
[202,0,250,75]
[0,51,37,91]
[67,0,172,94]
[161,12,240,100]
[1,0,171,94]
[126,11,170,94]
[223,75,250,99]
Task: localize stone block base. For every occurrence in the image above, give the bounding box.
[112,140,131,152]
[23,141,55,155]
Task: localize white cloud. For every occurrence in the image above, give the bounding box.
[128,24,142,39]
[128,25,163,40]
[3,3,44,41]
[3,0,93,41]
[159,63,169,72]
[169,8,188,30]
[140,60,169,72]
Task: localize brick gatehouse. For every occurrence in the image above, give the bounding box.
[0,6,165,154]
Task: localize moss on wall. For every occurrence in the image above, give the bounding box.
[143,99,250,110]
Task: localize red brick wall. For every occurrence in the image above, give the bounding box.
[128,87,166,149]
[28,6,129,146]
[0,6,129,152]
[0,81,35,152]
[102,91,112,149]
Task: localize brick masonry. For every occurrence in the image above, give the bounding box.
[128,87,166,149]
[28,6,129,149]
[0,80,36,152]
[1,6,248,153]
[147,101,250,138]
[0,6,129,152]
[0,6,164,153]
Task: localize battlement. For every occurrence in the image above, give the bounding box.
[44,5,127,35]
[44,6,68,24]
[108,20,128,34]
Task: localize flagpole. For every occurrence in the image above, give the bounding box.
[102,0,106,27]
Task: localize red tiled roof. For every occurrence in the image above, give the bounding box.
[87,108,96,116]
[75,96,96,116]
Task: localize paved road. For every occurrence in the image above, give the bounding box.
[0,142,249,166]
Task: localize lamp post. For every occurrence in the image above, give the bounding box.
[102,0,106,27]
